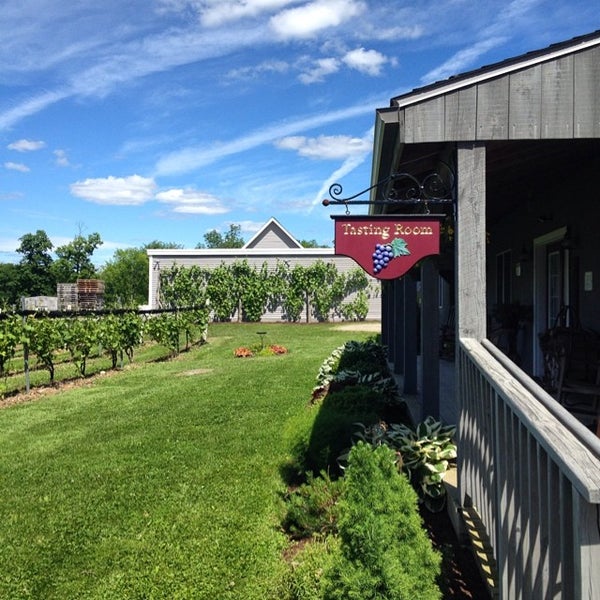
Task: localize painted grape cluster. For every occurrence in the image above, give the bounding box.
[371,238,411,274]
[372,243,394,274]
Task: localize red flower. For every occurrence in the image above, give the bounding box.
[234,347,254,358]
[269,344,288,355]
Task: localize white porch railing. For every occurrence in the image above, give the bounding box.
[458,337,600,599]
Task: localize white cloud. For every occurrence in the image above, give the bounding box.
[4,161,30,172]
[154,98,379,176]
[7,139,46,152]
[155,188,230,214]
[298,57,339,84]
[227,59,289,81]
[70,175,157,206]
[342,47,388,76]
[364,24,424,41]
[275,134,371,159]
[310,152,369,210]
[421,36,505,83]
[0,90,69,131]
[200,0,297,27]
[270,0,365,39]
[53,149,70,167]
[236,220,264,234]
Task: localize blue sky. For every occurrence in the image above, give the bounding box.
[1,0,597,265]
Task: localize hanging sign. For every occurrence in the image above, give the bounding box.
[331,215,441,280]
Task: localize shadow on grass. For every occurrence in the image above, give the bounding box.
[280,382,411,486]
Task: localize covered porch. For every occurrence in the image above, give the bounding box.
[370,31,600,598]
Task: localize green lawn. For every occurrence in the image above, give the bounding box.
[0,323,375,599]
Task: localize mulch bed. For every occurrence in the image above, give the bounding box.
[420,506,491,599]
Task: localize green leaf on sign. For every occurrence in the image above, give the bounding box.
[391,237,410,257]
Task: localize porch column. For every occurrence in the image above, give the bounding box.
[456,142,487,508]
[421,258,440,420]
[381,280,390,347]
[456,142,487,340]
[393,277,405,375]
[403,272,418,394]
[387,280,396,365]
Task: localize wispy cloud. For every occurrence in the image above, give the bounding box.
[298,57,340,84]
[154,99,380,176]
[7,139,46,152]
[420,0,542,84]
[4,162,30,173]
[199,0,297,27]
[275,134,371,160]
[53,149,71,167]
[0,89,69,131]
[155,188,229,215]
[310,152,370,210]
[421,36,506,84]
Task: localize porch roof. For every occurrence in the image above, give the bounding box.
[370,30,600,223]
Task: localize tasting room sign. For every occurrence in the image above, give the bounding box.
[332,215,441,280]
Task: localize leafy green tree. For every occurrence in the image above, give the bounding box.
[51,232,103,283]
[0,263,21,307]
[16,230,56,297]
[300,239,330,248]
[100,241,182,308]
[196,224,245,248]
[101,247,147,308]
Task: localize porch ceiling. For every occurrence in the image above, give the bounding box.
[386,138,600,224]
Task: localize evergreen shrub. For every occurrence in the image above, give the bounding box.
[321,442,441,600]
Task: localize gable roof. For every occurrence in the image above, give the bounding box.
[369,30,600,217]
[390,30,600,110]
[243,217,303,249]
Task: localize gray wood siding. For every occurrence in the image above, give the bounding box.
[541,55,574,138]
[397,44,600,143]
[574,45,600,137]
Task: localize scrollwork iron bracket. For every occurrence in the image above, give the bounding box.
[322,171,454,214]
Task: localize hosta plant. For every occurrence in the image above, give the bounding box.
[352,417,457,512]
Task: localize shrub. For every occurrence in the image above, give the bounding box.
[321,442,442,600]
[306,404,380,475]
[353,418,457,512]
[282,471,344,540]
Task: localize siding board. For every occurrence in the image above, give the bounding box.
[509,65,542,139]
[574,45,600,137]
[541,55,574,138]
[413,97,445,142]
[477,76,510,140]
[445,86,477,140]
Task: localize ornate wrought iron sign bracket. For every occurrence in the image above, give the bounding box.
[322,171,454,214]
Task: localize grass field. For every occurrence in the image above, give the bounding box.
[0,322,375,599]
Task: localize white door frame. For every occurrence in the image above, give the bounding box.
[533,226,567,377]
